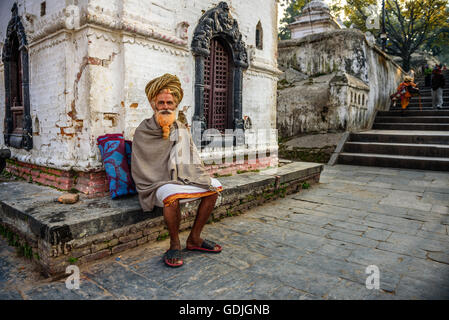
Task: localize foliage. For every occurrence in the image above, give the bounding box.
[279,0,308,40]
[68,257,78,264]
[343,0,449,70]
[0,224,35,260]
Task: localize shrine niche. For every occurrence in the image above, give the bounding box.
[2,3,32,150]
[191,1,248,139]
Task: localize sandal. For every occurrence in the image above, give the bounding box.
[186,239,222,253]
[163,249,183,267]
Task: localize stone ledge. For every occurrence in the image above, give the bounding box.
[0,161,323,277]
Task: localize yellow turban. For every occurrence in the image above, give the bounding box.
[145,73,184,107]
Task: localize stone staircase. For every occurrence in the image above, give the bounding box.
[335,70,449,171]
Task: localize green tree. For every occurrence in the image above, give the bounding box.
[343,0,449,71]
[278,0,308,40]
[423,6,449,64]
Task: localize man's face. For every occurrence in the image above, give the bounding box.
[155,91,177,113]
[154,90,177,138]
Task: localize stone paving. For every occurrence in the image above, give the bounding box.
[1,164,449,300]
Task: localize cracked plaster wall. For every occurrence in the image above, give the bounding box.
[0,0,281,171]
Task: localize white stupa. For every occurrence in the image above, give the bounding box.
[288,0,341,39]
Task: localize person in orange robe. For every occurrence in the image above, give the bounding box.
[391,76,418,110]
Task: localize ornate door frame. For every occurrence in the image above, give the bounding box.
[2,3,32,150]
[191,2,248,146]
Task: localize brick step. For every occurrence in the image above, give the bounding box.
[349,132,449,144]
[377,110,449,117]
[337,152,449,171]
[343,142,449,158]
[372,123,449,130]
[374,116,449,124]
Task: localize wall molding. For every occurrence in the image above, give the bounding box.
[21,4,189,48]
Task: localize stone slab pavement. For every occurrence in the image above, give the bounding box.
[1,164,449,300]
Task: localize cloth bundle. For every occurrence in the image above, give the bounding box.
[97,134,137,199]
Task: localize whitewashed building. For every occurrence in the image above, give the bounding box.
[288,0,341,40]
[0,0,281,195]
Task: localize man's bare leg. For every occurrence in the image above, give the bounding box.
[163,199,182,265]
[186,193,220,251]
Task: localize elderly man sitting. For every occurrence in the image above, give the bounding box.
[131,74,223,268]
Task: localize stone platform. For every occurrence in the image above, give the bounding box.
[0,161,323,277]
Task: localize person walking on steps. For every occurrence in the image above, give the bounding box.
[390,76,419,114]
[432,66,445,109]
[424,65,433,87]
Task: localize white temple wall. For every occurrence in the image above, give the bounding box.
[1,0,280,171]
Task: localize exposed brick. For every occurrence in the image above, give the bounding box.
[46,168,63,176]
[92,238,119,252]
[40,173,52,181]
[118,231,142,244]
[79,249,111,264]
[113,229,128,238]
[71,247,92,258]
[31,169,41,177]
[147,232,160,242]
[111,240,137,254]
[56,182,72,190]
[57,176,72,185]
[137,236,148,246]
[107,238,119,247]
[93,234,115,244]
[91,242,109,253]
[143,228,153,236]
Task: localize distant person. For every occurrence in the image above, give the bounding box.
[424,65,432,87]
[390,76,419,112]
[431,66,445,109]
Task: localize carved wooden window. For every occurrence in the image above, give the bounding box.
[203,38,232,133]
[256,21,263,50]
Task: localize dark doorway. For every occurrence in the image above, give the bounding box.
[2,3,32,150]
[9,34,24,134]
[203,38,233,133]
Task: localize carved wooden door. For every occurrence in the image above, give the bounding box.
[10,36,24,134]
[204,38,230,132]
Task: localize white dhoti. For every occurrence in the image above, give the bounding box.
[155,178,222,208]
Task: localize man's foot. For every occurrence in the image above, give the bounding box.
[163,249,183,267]
[186,238,222,253]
